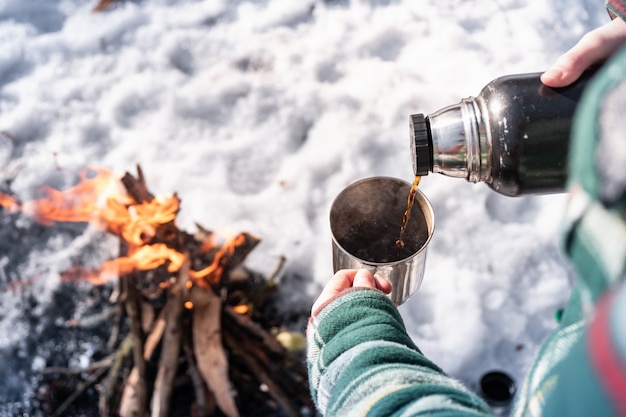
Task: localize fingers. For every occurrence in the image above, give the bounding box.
[353,269,377,288]
[311,269,393,316]
[311,269,356,314]
[374,275,393,294]
[542,18,626,87]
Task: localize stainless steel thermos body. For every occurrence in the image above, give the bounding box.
[411,71,596,196]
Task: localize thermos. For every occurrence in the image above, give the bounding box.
[410,71,597,196]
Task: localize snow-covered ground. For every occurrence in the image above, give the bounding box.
[0,0,609,413]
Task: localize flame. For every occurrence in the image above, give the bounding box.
[232,304,250,315]
[60,244,186,284]
[102,243,186,276]
[22,167,124,226]
[101,195,180,247]
[0,193,19,215]
[61,266,110,286]
[0,167,179,244]
[2,166,249,286]
[190,233,247,285]
[199,233,218,253]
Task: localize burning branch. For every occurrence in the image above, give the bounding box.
[5,165,313,416]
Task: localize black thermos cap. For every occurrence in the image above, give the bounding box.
[410,113,432,176]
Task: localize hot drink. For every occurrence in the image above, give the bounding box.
[396,176,421,248]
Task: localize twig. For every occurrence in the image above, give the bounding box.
[51,365,109,417]
[119,273,147,417]
[223,307,313,412]
[268,255,286,282]
[151,259,190,417]
[38,356,113,375]
[99,335,134,417]
[223,306,285,356]
[223,331,298,417]
[143,306,167,362]
[107,302,123,351]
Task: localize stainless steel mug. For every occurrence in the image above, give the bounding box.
[330,177,434,305]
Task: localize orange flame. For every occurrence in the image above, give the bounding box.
[101,243,186,276]
[0,193,19,215]
[21,167,124,226]
[2,166,249,286]
[101,195,180,247]
[190,233,247,285]
[0,167,179,243]
[60,243,186,284]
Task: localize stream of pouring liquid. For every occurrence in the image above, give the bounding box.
[396,176,421,249]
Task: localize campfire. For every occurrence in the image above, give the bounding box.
[0,165,313,417]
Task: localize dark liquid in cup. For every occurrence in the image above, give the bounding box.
[396,176,421,248]
[339,219,423,263]
[331,177,429,263]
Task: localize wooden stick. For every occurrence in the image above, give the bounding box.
[223,307,313,412]
[38,356,113,375]
[51,365,109,417]
[121,166,154,204]
[183,338,211,417]
[151,259,190,417]
[223,330,299,417]
[143,307,167,362]
[99,335,134,417]
[223,306,285,356]
[119,273,147,417]
[190,286,240,417]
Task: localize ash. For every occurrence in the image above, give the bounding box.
[0,213,114,416]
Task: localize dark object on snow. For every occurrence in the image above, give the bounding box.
[479,370,516,405]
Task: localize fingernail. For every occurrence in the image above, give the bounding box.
[542,68,562,81]
[354,269,374,286]
[355,269,373,279]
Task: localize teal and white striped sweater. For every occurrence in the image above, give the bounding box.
[307,288,492,417]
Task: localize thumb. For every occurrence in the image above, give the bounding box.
[353,269,377,288]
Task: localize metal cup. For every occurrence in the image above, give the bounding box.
[330,176,434,305]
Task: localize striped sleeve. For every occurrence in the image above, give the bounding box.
[607,0,626,20]
[588,283,626,415]
[536,282,626,417]
[306,288,493,417]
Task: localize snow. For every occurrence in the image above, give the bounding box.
[0,0,610,412]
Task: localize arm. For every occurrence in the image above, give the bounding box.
[541,0,626,87]
[307,270,492,417]
[539,282,626,416]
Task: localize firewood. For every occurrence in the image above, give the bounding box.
[222,310,313,414]
[32,165,314,416]
[140,300,155,333]
[223,330,299,417]
[51,365,109,417]
[183,339,212,417]
[99,334,134,417]
[120,165,153,204]
[151,258,190,417]
[223,306,285,356]
[190,285,240,417]
[143,307,167,362]
[119,273,147,417]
